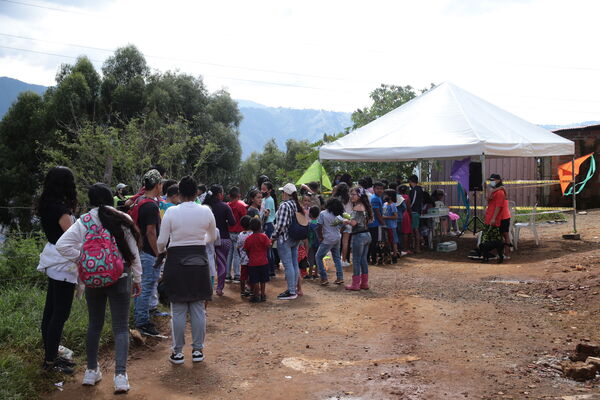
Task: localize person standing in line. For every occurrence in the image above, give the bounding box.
[157,176,216,365]
[383,189,400,263]
[36,166,78,374]
[271,183,305,300]
[398,185,413,254]
[315,198,345,285]
[260,181,276,275]
[227,187,247,283]
[408,175,424,253]
[203,185,235,296]
[367,182,385,264]
[56,183,142,393]
[345,187,374,291]
[487,174,512,256]
[132,169,163,336]
[333,182,353,267]
[113,183,129,212]
[246,189,263,219]
[243,218,272,302]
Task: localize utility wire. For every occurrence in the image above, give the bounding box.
[0,0,94,16]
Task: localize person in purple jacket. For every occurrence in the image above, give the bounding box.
[203,185,235,296]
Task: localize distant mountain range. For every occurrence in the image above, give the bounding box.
[1,77,598,159]
[0,77,352,158]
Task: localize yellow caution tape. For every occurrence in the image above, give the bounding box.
[421,180,563,186]
[448,206,573,211]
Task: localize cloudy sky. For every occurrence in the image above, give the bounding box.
[0,0,598,124]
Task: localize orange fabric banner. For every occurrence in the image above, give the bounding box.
[558,153,594,194]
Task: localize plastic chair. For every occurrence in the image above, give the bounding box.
[514,204,539,249]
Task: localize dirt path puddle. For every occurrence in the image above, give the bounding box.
[282,355,419,374]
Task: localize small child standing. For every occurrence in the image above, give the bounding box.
[316,198,345,285]
[383,190,400,263]
[243,218,271,303]
[306,206,321,279]
[237,216,253,298]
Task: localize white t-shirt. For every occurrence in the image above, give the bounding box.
[157,201,217,252]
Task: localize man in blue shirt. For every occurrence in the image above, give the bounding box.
[368,182,385,264]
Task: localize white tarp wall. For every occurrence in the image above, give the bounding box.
[319,82,574,161]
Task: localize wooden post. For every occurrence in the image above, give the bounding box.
[572,156,577,233]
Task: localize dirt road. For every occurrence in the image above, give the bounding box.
[50,211,600,399]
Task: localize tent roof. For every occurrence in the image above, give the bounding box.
[319,82,574,161]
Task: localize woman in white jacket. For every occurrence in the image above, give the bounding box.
[36,166,78,374]
[56,183,142,394]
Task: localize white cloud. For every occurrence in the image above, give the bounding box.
[0,0,599,123]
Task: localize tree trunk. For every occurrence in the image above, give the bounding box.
[104,154,113,186]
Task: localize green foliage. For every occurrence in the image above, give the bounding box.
[0,44,242,227]
[0,233,46,286]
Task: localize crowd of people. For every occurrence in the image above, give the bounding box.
[34,164,511,393]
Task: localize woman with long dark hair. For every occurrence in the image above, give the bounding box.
[56,183,142,393]
[203,184,235,296]
[333,182,352,266]
[271,183,306,300]
[157,176,216,365]
[36,166,78,374]
[345,187,373,291]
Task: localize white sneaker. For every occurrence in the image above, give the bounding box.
[341,261,350,267]
[82,367,102,386]
[192,349,204,363]
[114,373,130,394]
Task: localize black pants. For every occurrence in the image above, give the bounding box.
[41,277,75,362]
[368,227,380,264]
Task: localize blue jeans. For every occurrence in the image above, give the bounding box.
[316,242,343,281]
[352,232,371,276]
[227,232,240,278]
[277,237,299,294]
[134,251,160,327]
[263,223,275,273]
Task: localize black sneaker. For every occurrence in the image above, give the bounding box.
[138,323,160,337]
[191,350,204,363]
[169,352,184,365]
[250,296,260,303]
[260,295,267,302]
[277,290,298,300]
[232,275,241,283]
[43,360,74,375]
[303,275,312,280]
[225,276,233,283]
[55,356,76,368]
[241,290,252,298]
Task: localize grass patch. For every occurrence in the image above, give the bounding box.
[0,234,114,399]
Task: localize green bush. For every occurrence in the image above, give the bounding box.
[0,233,46,287]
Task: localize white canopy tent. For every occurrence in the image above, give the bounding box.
[319,82,574,161]
[319,82,578,231]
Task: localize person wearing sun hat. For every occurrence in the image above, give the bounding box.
[271,183,305,300]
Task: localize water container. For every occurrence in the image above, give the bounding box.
[437,241,457,252]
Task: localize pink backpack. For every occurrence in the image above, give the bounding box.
[78,213,124,288]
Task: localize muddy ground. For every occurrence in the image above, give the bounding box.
[50,211,600,399]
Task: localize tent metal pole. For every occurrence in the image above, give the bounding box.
[572,156,577,233]
[481,153,486,205]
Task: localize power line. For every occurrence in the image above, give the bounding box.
[0,0,94,16]
[0,32,368,85]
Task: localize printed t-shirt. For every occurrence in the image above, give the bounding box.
[383,203,398,229]
[368,194,383,228]
[243,232,271,266]
[318,210,342,244]
[159,201,176,218]
[237,230,252,265]
[138,200,160,256]
[40,201,71,244]
[228,200,248,233]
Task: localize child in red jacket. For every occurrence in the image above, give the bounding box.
[243,218,271,302]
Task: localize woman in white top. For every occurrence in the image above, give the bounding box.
[157,176,217,365]
[55,183,142,394]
